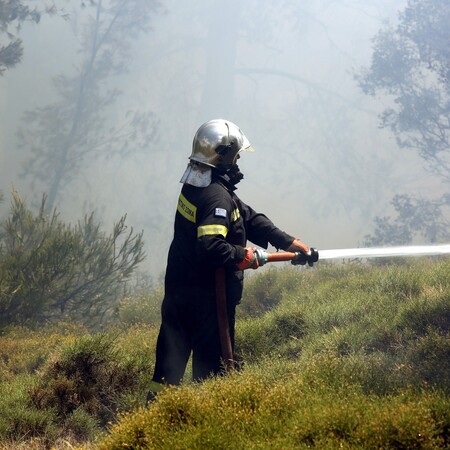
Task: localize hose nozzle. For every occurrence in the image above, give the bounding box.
[254,248,319,267]
[291,248,319,266]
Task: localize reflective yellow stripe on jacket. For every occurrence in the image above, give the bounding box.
[231,208,240,222]
[197,225,228,238]
[177,193,197,223]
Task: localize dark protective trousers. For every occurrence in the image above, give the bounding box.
[152,289,236,385]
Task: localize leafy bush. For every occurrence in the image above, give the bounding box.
[236,303,306,364]
[29,333,148,428]
[236,259,450,394]
[0,191,145,329]
[0,326,157,447]
[98,360,449,449]
[239,266,311,317]
[0,323,85,381]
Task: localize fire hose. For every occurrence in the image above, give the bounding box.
[216,243,450,369]
[255,243,450,265]
[254,248,319,266]
[215,267,234,371]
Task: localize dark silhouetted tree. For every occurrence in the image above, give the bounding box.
[357,0,450,244]
[17,0,162,211]
[0,0,45,74]
[364,194,450,246]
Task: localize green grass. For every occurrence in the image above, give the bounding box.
[0,258,449,449]
[0,325,159,448]
[97,361,449,449]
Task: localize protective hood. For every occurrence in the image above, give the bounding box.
[180,161,212,187]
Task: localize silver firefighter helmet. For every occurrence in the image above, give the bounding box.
[190,119,254,171]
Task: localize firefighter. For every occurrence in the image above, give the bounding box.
[147,119,315,402]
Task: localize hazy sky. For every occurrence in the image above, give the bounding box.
[1,0,440,279]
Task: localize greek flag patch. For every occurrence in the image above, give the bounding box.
[214,208,227,218]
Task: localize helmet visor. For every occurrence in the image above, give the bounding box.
[238,134,254,157]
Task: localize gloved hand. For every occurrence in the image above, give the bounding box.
[288,238,318,267]
[236,247,259,270]
[287,238,310,255]
[291,247,319,267]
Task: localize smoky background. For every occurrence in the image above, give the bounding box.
[0,0,441,282]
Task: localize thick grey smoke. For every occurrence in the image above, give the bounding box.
[1,0,439,280]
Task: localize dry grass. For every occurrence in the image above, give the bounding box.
[1,258,449,449]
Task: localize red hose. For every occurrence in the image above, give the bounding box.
[266,252,297,263]
[215,267,234,371]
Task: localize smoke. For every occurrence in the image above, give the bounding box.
[2,0,440,280]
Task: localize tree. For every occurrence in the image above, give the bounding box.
[0,0,40,74]
[363,194,450,246]
[0,190,145,328]
[17,0,162,211]
[0,1,58,75]
[357,0,450,244]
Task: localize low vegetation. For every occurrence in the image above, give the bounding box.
[0,258,449,449]
[0,192,144,329]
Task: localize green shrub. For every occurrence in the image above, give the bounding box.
[60,406,100,442]
[0,325,157,448]
[404,329,450,388]
[113,324,158,376]
[236,303,306,364]
[29,333,149,426]
[0,373,100,446]
[239,266,310,317]
[0,191,145,329]
[397,290,450,335]
[2,258,450,449]
[238,259,450,393]
[6,331,150,448]
[0,323,86,380]
[97,359,450,450]
[0,375,58,444]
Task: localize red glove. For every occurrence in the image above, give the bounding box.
[236,247,259,270]
[287,238,310,254]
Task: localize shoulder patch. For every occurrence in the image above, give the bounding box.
[214,208,227,218]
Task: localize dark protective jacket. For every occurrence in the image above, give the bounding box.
[164,174,295,301]
[152,173,297,384]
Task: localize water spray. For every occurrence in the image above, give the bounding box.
[318,244,450,260]
[255,243,450,266]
